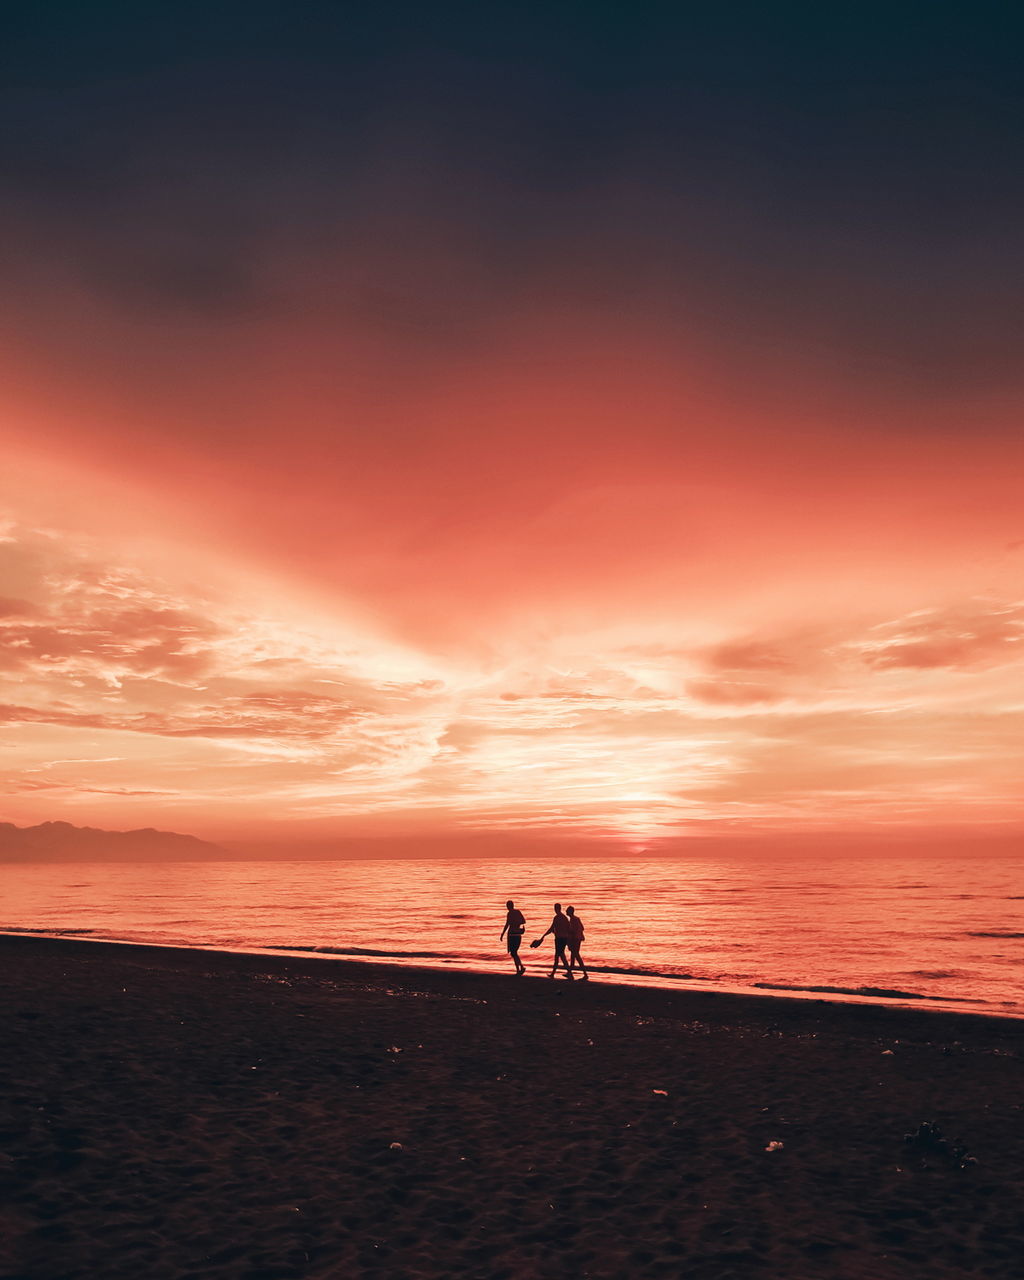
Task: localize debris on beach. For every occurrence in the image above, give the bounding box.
[652,1089,668,1096]
[765,1141,784,1152]
[903,1122,976,1169]
[389,1142,403,1151]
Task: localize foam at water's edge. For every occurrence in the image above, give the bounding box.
[265,944,457,959]
[753,981,988,1004]
[3,928,1019,1020]
[0,925,97,935]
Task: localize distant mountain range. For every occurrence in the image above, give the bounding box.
[0,821,227,862]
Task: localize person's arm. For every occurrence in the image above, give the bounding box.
[500,916,509,941]
[538,916,556,940]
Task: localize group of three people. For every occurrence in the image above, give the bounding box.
[500,900,588,979]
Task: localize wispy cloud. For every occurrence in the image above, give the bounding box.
[2,516,1023,839]
[855,603,1024,671]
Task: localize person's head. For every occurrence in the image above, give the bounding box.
[566,905,575,917]
[554,902,562,913]
[506,900,514,910]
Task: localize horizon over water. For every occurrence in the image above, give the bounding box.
[3,855,1022,1016]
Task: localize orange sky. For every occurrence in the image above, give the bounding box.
[3,5,1024,852]
[3,313,1023,850]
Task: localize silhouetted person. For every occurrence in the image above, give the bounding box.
[566,905,588,980]
[536,903,573,979]
[500,899,526,975]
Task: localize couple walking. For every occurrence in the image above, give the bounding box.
[500,900,589,980]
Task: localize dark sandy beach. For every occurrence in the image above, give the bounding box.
[2,935,1023,1279]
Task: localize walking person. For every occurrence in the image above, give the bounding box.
[500,900,526,975]
[535,903,573,979]
[566,905,588,980]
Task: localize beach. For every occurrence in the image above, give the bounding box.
[2,935,1023,1279]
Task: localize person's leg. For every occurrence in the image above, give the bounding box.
[573,945,588,978]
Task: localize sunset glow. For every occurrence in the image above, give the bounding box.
[3,4,1023,853]
[4,401,1022,849]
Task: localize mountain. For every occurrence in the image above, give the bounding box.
[0,821,228,862]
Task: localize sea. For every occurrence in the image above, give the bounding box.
[3,855,1022,1016]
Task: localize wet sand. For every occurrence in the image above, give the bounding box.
[2,934,1023,1279]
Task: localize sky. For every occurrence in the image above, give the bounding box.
[2,2,1023,851]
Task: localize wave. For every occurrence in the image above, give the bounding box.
[753,981,986,1003]
[0,930,1007,1010]
[264,949,703,983]
[0,926,96,935]
[265,944,459,960]
[967,931,1024,938]
[590,964,697,980]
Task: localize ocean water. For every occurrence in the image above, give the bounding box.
[3,856,1022,1016]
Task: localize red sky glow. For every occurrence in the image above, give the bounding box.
[3,337,1023,850]
[3,5,1024,853]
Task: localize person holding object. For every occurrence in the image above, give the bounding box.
[566,905,588,980]
[534,903,573,979]
[500,899,526,975]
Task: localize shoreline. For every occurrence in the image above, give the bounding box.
[3,930,1023,1039]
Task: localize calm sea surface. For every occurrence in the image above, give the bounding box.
[3,857,1022,1015]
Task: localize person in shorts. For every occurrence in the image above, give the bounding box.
[500,900,526,975]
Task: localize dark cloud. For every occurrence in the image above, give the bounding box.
[3,3,1024,393]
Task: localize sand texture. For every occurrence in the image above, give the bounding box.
[1,935,1023,1279]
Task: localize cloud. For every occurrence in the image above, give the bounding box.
[0,693,360,738]
[0,545,222,688]
[858,603,1024,671]
[10,778,174,796]
[3,511,1024,840]
[0,596,39,618]
[686,678,781,706]
[124,693,367,740]
[700,640,796,672]
[0,521,450,825]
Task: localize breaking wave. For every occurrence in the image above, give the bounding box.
[266,944,458,960]
[753,981,986,1003]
